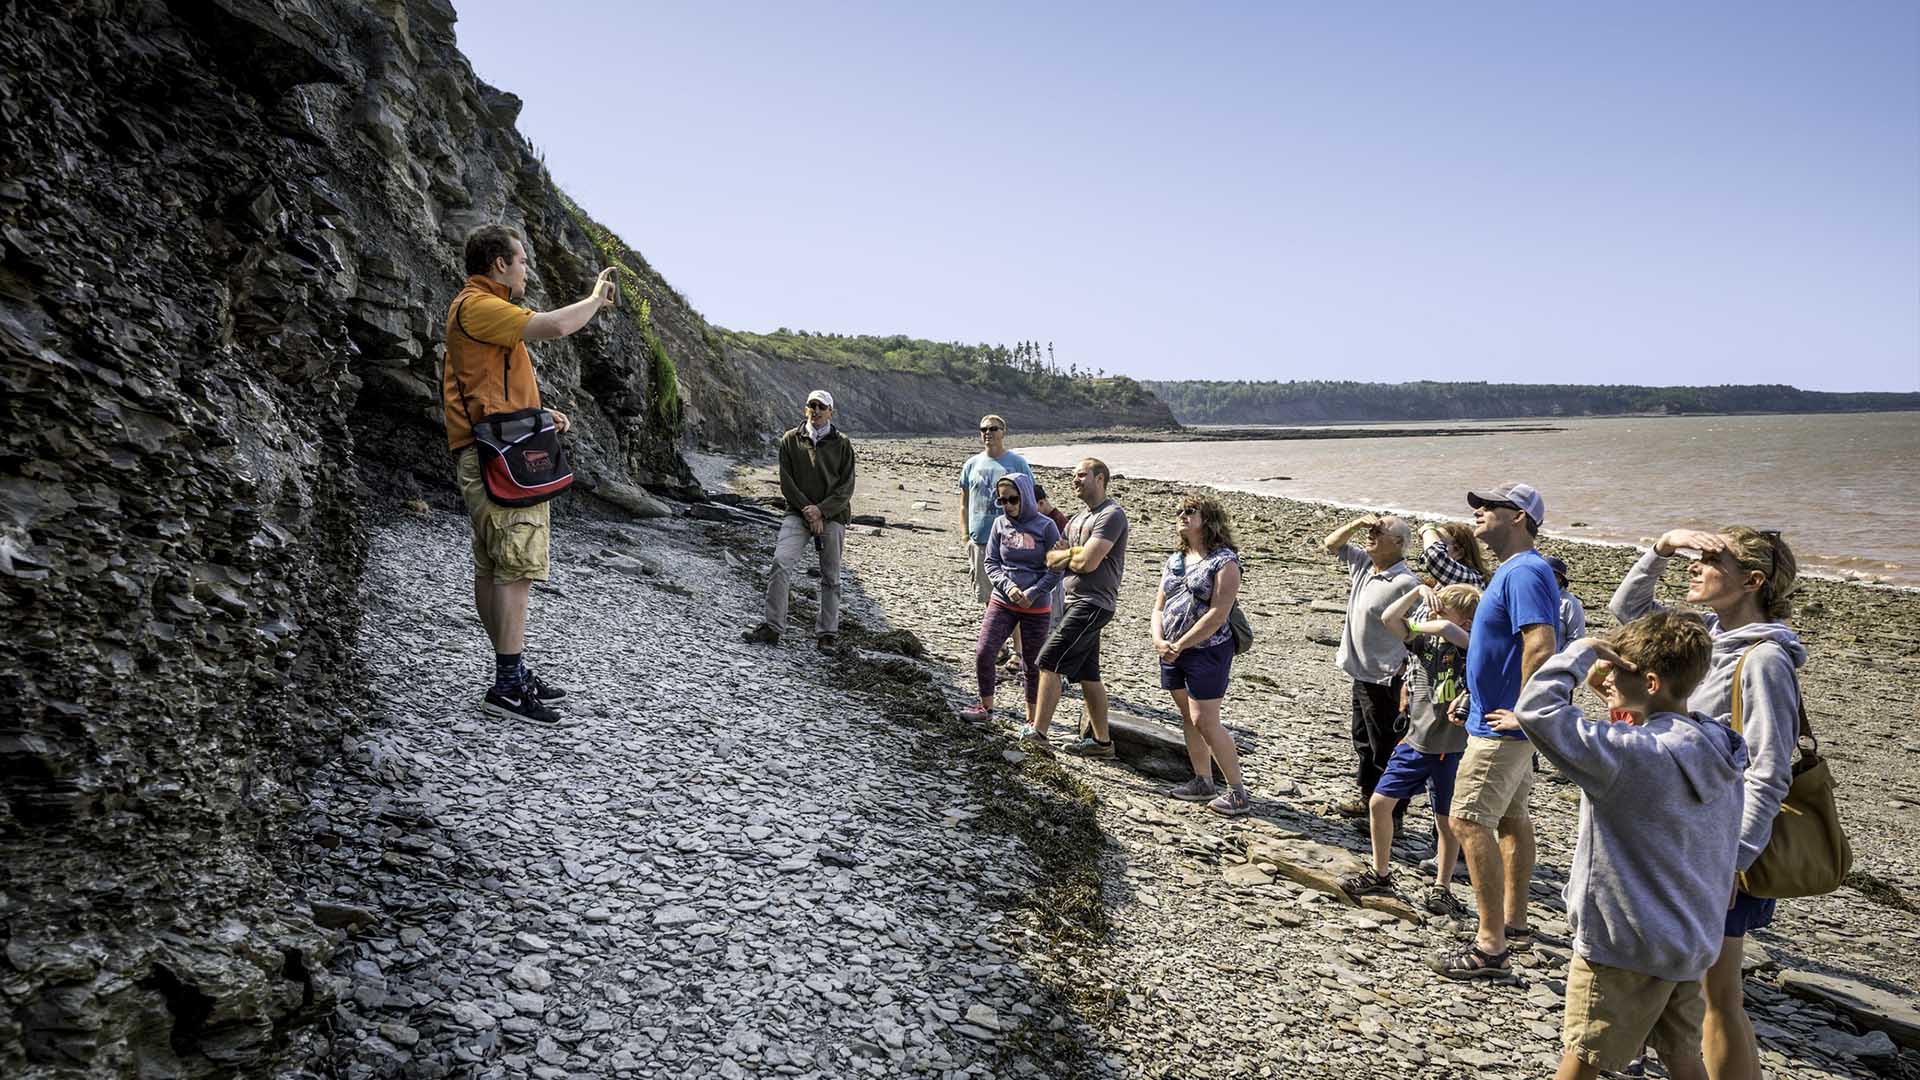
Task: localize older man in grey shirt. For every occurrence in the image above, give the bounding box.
[1322,513,1419,818]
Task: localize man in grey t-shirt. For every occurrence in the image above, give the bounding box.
[1032,458,1129,757]
[1321,513,1418,817]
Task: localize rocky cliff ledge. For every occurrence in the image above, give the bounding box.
[0,0,751,1073]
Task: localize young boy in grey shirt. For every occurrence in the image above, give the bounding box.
[1487,610,1746,1080]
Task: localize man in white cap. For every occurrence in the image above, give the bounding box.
[1431,481,1562,980]
[743,390,856,649]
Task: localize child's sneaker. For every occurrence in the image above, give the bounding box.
[1167,777,1217,802]
[1342,869,1395,898]
[1207,788,1250,817]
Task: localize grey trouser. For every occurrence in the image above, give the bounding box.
[765,515,845,635]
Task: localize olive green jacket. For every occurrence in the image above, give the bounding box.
[777,426,856,524]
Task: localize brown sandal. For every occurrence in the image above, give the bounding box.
[1428,942,1511,980]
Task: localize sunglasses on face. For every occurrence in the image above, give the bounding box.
[996,494,1021,506]
[805,402,829,411]
[980,426,1003,434]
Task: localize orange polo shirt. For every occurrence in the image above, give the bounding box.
[443,275,539,450]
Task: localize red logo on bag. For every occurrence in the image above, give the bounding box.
[523,450,550,472]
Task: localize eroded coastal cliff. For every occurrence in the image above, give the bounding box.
[0,1,1161,1073]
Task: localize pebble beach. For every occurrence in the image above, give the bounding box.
[286,433,1920,1079]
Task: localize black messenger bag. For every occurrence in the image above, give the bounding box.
[471,408,574,507]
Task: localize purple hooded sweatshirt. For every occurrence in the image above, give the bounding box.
[983,472,1062,607]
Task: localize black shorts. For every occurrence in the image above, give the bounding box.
[1037,601,1113,684]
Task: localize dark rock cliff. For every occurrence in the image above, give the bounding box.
[0,1,1165,1073]
[0,0,733,1074]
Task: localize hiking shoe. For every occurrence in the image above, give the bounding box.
[1420,856,1473,884]
[741,623,781,644]
[1428,942,1511,981]
[483,686,562,725]
[1333,798,1369,818]
[1342,869,1395,898]
[1208,788,1251,817]
[817,633,838,651]
[1061,736,1115,759]
[1168,777,1218,802]
[1424,885,1471,921]
[523,670,567,706]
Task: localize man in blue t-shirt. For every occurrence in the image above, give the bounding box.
[958,414,1032,606]
[1431,481,1562,982]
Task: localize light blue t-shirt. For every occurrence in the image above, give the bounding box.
[1465,549,1563,739]
[959,451,1032,544]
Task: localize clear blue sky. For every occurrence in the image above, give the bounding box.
[453,1,1919,392]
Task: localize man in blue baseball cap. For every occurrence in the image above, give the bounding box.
[1432,481,1561,980]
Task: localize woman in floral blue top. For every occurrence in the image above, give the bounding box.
[1154,494,1250,816]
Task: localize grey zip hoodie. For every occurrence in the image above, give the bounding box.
[1517,643,1748,982]
[1610,550,1809,870]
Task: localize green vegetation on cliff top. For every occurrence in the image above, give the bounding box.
[1144,379,1920,425]
[718,328,1161,412]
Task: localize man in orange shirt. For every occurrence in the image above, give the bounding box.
[445,224,617,724]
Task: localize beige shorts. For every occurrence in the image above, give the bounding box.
[967,539,992,603]
[458,448,551,583]
[1563,955,1706,1072]
[1450,734,1535,828]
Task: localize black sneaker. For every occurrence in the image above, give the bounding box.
[484,686,561,725]
[741,623,781,645]
[523,670,567,706]
[816,633,837,651]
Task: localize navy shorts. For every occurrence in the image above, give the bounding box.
[1725,891,1777,938]
[1037,601,1113,684]
[1372,742,1462,817]
[1160,638,1234,699]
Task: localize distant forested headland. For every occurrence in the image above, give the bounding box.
[719,328,1165,412]
[1141,380,1920,425]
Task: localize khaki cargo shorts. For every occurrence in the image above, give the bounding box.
[458,448,551,583]
[1563,954,1706,1072]
[967,539,993,603]
[1450,734,1534,828]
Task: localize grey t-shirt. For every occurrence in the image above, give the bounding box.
[1334,544,1417,684]
[1064,499,1128,610]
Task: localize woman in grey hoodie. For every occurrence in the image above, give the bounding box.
[965,473,1062,731]
[1609,525,1804,1080]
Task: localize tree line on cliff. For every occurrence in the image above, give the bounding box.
[717,328,1163,412]
[1141,379,1920,425]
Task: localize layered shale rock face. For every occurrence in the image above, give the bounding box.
[0,1,737,1074]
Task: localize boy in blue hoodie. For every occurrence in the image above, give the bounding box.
[963,473,1062,731]
[1487,610,1746,1080]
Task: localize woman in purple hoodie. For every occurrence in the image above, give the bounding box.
[961,473,1062,731]
[1609,525,1804,1080]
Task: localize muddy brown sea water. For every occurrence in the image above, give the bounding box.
[1021,411,1920,588]
[738,433,1920,1079]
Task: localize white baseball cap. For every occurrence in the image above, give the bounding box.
[806,390,834,409]
[1467,482,1546,526]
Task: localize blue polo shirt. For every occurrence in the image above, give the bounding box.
[1465,549,1562,739]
